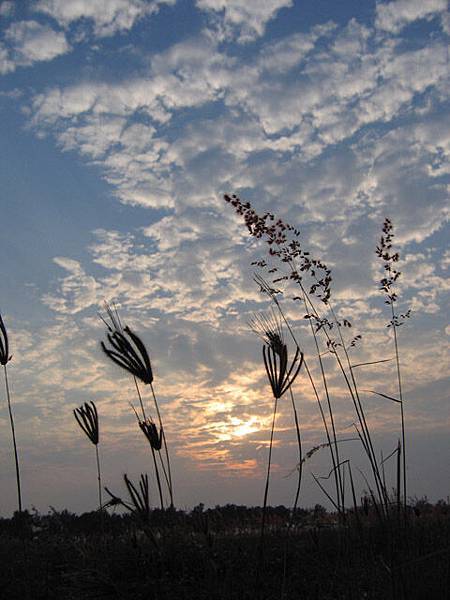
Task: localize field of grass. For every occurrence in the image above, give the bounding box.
[1,502,449,599]
[1,200,448,599]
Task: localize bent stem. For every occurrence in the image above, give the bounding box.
[3,365,22,513]
[301,291,344,514]
[150,382,174,508]
[271,296,342,514]
[301,287,387,513]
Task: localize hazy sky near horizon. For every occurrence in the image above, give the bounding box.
[0,0,449,516]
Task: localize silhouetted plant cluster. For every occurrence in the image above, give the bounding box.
[99,302,174,511]
[225,193,332,303]
[3,193,447,599]
[0,501,449,599]
[225,193,412,528]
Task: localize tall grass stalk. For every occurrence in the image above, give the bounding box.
[74,401,102,511]
[392,302,406,512]
[301,288,388,512]
[0,314,22,513]
[251,310,303,594]
[3,365,22,513]
[376,218,410,512]
[255,280,343,513]
[300,291,345,513]
[260,396,278,543]
[131,378,165,509]
[224,195,398,516]
[100,303,174,508]
[150,382,174,508]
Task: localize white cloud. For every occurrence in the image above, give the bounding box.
[0,44,14,75]
[35,0,176,37]
[1,20,70,74]
[22,9,449,442]
[42,257,101,314]
[26,13,448,262]
[0,1,14,17]
[375,0,447,34]
[197,0,293,42]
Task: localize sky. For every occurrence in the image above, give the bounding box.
[0,0,449,516]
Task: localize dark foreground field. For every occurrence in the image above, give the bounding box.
[1,501,449,600]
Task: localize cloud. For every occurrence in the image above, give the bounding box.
[0,45,14,75]
[42,257,101,314]
[11,3,448,509]
[197,0,293,42]
[34,0,176,37]
[0,20,70,74]
[375,0,448,34]
[0,1,14,17]
[26,13,449,319]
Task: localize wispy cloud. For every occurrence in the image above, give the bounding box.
[197,0,293,42]
[375,0,448,34]
[0,0,449,511]
[0,20,70,74]
[34,0,176,37]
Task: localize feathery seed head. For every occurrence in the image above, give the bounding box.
[249,309,285,357]
[250,310,303,399]
[99,301,123,334]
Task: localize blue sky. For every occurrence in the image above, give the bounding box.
[0,0,449,515]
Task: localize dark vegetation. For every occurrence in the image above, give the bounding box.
[1,198,449,598]
[0,501,449,599]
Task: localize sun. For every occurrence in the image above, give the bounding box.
[230,417,259,438]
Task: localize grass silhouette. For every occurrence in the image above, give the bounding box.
[0,313,22,513]
[0,203,447,599]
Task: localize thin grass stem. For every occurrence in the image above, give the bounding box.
[301,291,345,514]
[301,288,387,513]
[150,382,174,507]
[95,444,102,511]
[391,303,407,513]
[3,365,22,513]
[150,444,164,510]
[133,376,147,421]
[270,297,341,513]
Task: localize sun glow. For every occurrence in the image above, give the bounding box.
[229,416,259,438]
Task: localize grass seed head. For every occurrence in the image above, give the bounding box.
[73,401,99,446]
[250,310,303,398]
[249,309,285,357]
[139,419,163,451]
[101,326,154,385]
